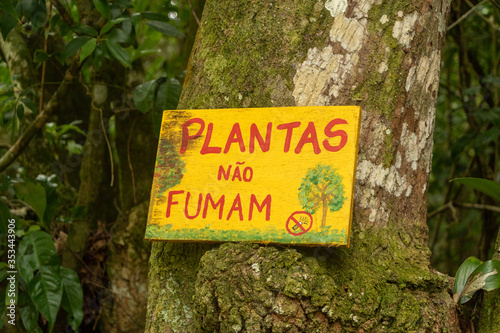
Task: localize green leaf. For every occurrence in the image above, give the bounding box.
[451,178,500,202]
[72,24,99,37]
[19,296,43,333]
[18,231,61,331]
[16,103,24,121]
[66,140,83,155]
[100,17,126,35]
[20,97,38,113]
[133,80,157,114]
[475,260,500,291]
[34,50,50,63]
[457,259,500,304]
[28,265,62,332]
[92,0,111,20]
[453,256,483,298]
[107,27,131,43]
[22,0,37,15]
[0,0,19,19]
[62,36,92,59]
[146,20,184,37]
[0,200,11,236]
[153,78,181,137]
[60,267,83,331]
[18,231,59,284]
[57,121,86,136]
[105,39,131,68]
[0,13,18,40]
[14,181,46,222]
[0,266,7,282]
[156,78,181,110]
[79,38,97,63]
[35,175,59,224]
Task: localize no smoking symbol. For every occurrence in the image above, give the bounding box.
[286,211,313,236]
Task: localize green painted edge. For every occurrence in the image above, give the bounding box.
[145,223,347,245]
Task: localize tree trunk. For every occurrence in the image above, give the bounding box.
[476,231,500,331]
[146,0,461,331]
[321,198,327,228]
[99,110,157,333]
[0,27,37,105]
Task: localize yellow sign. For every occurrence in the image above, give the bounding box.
[146,106,361,246]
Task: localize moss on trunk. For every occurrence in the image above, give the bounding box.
[146,0,460,331]
[476,231,500,331]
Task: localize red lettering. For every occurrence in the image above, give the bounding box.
[277,122,301,152]
[218,165,231,181]
[200,123,222,154]
[242,167,253,182]
[232,167,242,181]
[180,118,204,154]
[203,193,225,219]
[249,194,271,221]
[166,190,184,218]
[323,118,348,152]
[184,192,202,219]
[224,123,245,153]
[295,122,321,154]
[249,123,272,153]
[227,193,243,221]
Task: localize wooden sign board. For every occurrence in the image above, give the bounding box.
[146,106,361,246]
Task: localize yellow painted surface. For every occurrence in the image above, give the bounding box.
[146,106,361,246]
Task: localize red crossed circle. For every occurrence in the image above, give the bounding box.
[286,211,313,236]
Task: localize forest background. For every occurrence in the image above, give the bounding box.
[0,0,499,331]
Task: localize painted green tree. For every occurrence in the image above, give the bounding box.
[298,164,347,228]
[154,138,185,198]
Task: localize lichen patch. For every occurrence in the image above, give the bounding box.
[400,123,419,170]
[415,50,441,96]
[330,15,365,52]
[325,0,348,17]
[356,159,409,198]
[292,47,342,106]
[380,14,389,24]
[392,12,418,48]
[378,61,388,73]
[418,113,436,174]
[405,66,416,92]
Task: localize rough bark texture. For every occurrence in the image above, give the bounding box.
[101,201,151,333]
[146,0,460,331]
[100,111,157,332]
[476,232,500,331]
[61,80,112,271]
[0,26,37,101]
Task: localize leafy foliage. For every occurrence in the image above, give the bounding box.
[0,0,189,330]
[451,178,500,203]
[453,256,500,305]
[428,0,500,273]
[0,175,83,331]
[298,164,346,227]
[134,77,182,136]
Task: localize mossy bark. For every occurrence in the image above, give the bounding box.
[0,26,37,103]
[476,231,500,331]
[146,0,461,331]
